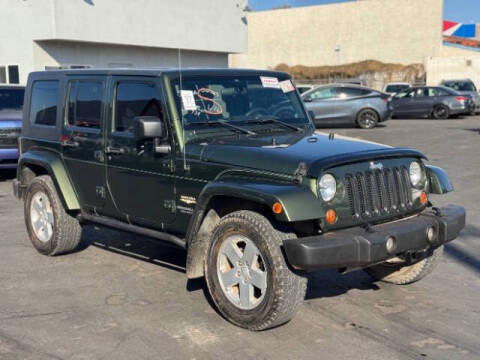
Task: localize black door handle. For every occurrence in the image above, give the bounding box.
[105,146,125,155]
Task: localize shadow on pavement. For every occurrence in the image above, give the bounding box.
[444,224,480,275]
[0,169,16,182]
[78,225,187,273]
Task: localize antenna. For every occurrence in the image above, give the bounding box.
[178,48,188,172]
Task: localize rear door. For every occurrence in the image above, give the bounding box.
[105,77,176,229]
[61,77,107,210]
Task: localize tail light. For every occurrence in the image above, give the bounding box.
[381,96,391,103]
[456,96,467,102]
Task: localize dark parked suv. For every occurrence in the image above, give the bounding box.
[13,69,465,330]
[0,85,24,169]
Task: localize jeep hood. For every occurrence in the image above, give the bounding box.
[187,131,425,177]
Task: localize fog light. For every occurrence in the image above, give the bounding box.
[386,236,397,254]
[426,226,436,244]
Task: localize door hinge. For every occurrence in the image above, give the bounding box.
[96,186,106,199]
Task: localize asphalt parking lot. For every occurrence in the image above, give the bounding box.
[0,116,479,360]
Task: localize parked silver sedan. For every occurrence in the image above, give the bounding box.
[301,84,392,129]
[390,86,471,119]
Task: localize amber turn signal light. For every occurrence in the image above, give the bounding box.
[325,209,337,224]
[272,202,283,214]
[420,191,427,205]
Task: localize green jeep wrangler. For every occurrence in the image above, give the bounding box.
[13,69,465,330]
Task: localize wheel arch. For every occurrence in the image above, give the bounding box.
[17,150,80,211]
[185,181,321,279]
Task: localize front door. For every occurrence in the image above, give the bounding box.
[391,88,416,116]
[305,87,339,125]
[105,77,176,229]
[62,77,107,211]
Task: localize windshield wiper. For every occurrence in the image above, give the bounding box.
[244,116,303,132]
[191,120,257,136]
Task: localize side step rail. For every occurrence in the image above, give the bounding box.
[79,212,186,249]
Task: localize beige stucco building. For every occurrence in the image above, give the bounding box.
[0,0,248,85]
[230,0,477,70]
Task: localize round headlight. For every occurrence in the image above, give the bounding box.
[409,161,423,187]
[318,174,337,202]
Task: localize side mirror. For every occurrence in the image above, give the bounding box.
[303,96,313,103]
[133,116,170,154]
[134,116,165,141]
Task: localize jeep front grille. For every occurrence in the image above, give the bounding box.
[345,167,413,219]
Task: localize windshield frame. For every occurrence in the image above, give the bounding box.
[164,72,312,147]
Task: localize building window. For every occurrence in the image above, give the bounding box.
[114,82,163,133]
[0,66,7,84]
[67,80,104,129]
[8,65,19,84]
[30,81,59,127]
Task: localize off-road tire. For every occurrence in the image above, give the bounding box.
[356,108,379,129]
[204,210,307,331]
[432,105,450,120]
[24,175,82,256]
[364,246,444,285]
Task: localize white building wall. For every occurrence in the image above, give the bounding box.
[34,41,229,71]
[426,55,480,87]
[0,0,247,84]
[232,0,443,69]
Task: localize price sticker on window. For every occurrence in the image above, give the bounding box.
[181,90,197,111]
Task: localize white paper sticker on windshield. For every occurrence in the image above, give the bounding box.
[260,76,280,89]
[181,90,197,111]
[279,80,295,93]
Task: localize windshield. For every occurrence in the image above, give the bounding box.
[444,81,477,92]
[168,74,310,138]
[0,88,25,111]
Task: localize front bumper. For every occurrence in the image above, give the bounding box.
[283,205,465,271]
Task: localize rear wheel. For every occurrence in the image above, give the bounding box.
[356,109,379,129]
[24,175,82,256]
[432,105,450,119]
[205,210,307,330]
[364,246,443,285]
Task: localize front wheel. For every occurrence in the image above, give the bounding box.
[364,246,443,285]
[205,210,307,331]
[356,109,379,129]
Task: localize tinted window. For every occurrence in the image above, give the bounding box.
[337,87,370,98]
[425,88,450,97]
[8,66,19,84]
[115,82,163,133]
[385,84,410,93]
[67,81,104,129]
[0,88,25,110]
[0,67,6,84]
[309,87,336,100]
[444,81,477,92]
[30,81,59,126]
[395,89,415,98]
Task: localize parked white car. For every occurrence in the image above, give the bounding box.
[383,82,411,96]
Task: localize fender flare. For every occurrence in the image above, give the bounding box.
[426,165,453,194]
[185,179,321,279]
[17,149,80,210]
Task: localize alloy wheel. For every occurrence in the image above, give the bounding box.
[217,235,268,310]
